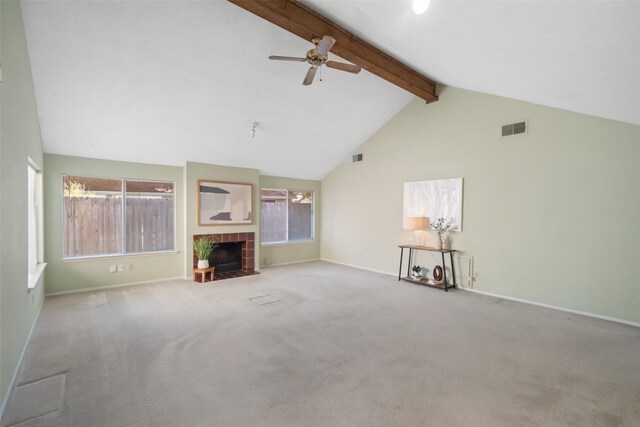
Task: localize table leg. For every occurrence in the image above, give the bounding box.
[407,248,413,278]
[398,247,404,281]
[441,252,448,292]
[449,252,457,289]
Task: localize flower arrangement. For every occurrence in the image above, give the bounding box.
[430,217,453,235]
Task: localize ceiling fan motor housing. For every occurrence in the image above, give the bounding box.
[306,48,328,67]
[305,36,330,66]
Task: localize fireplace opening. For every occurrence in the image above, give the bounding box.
[211,241,243,273]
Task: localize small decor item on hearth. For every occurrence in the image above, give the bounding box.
[433,265,444,282]
[430,216,453,250]
[193,236,218,269]
[411,265,422,279]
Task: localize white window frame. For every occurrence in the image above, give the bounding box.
[62,175,177,260]
[28,158,46,290]
[260,188,315,246]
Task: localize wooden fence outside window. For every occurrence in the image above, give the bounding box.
[64,197,174,257]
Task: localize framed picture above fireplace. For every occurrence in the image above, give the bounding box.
[198,180,253,226]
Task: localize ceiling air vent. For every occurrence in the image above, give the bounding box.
[502,120,527,137]
[352,153,363,163]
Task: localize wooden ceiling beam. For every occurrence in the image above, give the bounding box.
[228,0,438,103]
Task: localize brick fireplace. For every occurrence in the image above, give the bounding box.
[193,232,257,280]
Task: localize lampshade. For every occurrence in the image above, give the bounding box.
[403,216,429,230]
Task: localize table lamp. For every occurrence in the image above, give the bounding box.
[403,216,429,245]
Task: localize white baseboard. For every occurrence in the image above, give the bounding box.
[262,258,320,268]
[0,297,44,420]
[321,258,639,328]
[45,276,185,297]
[463,288,640,328]
[320,258,397,277]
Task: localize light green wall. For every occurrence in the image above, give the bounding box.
[259,175,321,267]
[43,154,185,294]
[185,161,260,274]
[43,157,317,292]
[321,86,640,324]
[0,0,46,407]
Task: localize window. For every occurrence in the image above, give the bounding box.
[260,189,313,244]
[28,165,38,271]
[63,176,174,259]
[28,163,42,270]
[28,159,45,289]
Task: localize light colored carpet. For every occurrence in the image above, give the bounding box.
[2,261,639,426]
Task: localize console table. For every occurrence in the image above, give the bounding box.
[398,245,457,291]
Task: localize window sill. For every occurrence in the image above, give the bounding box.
[28,263,47,291]
[261,240,316,247]
[63,250,180,262]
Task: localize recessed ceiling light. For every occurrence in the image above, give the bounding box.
[412,0,430,14]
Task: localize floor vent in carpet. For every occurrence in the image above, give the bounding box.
[249,294,281,305]
[2,373,66,426]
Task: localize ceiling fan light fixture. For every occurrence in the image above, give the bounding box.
[412,0,430,14]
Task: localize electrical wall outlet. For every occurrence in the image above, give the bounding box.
[117,264,124,272]
[128,263,133,270]
[472,270,480,278]
[110,265,117,273]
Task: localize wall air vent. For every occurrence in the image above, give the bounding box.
[352,153,363,163]
[502,120,527,137]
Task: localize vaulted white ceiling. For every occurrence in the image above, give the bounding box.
[306,0,640,127]
[21,1,640,180]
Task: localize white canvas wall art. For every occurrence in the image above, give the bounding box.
[403,178,463,231]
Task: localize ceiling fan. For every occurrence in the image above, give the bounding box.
[269,35,362,86]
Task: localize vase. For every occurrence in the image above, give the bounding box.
[435,234,443,249]
[197,259,209,269]
[441,234,450,250]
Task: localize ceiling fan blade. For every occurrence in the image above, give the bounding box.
[302,66,317,86]
[269,55,306,62]
[316,35,336,56]
[326,61,362,74]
